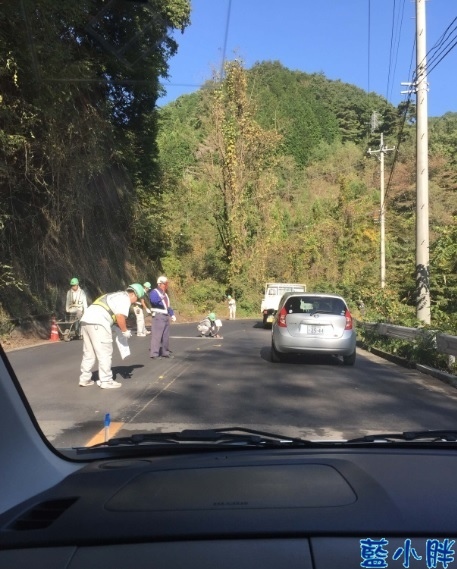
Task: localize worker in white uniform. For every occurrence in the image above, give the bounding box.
[65,277,88,337]
[227,295,236,320]
[79,283,145,389]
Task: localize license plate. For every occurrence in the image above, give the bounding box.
[306,325,324,335]
[267,315,274,323]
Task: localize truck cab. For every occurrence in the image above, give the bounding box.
[261,282,306,327]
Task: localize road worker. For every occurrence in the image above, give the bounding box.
[65,277,88,337]
[149,276,176,359]
[134,281,152,336]
[79,283,145,389]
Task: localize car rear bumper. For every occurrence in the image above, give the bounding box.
[272,329,356,356]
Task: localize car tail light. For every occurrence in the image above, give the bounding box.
[344,309,353,330]
[278,307,287,327]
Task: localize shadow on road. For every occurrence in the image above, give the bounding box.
[260,345,342,366]
[89,364,145,382]
[252,321,268,329]
[112,364,144,379]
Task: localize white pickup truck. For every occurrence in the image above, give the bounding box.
[261,282,306,327]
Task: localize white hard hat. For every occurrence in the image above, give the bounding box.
[157,275,168,284]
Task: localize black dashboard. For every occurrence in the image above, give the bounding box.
[1,446,456,568]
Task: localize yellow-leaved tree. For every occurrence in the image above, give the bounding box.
[197,60,283,297]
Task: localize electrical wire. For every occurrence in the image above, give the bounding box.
[423,16,457,73]
[381,11,457,210]
[219,0,232,80]
[426,19,457,77]
[385,0,397,103]
[381,97,412,212]
[387,0,407,104]
[409,17,457,84]
[366,0,406,145]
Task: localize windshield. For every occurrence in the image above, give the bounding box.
[1,0,457,454]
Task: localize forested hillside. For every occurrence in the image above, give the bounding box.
[157,61,457,327]
[1,2,456,336]
[0,0,190,329]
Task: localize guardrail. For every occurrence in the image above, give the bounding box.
[435,333,457,358]
[356,321,457,370]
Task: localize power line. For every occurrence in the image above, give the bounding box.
[425,16,457,73]
[387,0,407,104]
[385,0,397,102]
[409,17,457,83]
[426,26,457,76]
[219,0,232,80]
[383,11,457,206]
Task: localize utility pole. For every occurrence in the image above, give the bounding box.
[401,0,430,324]
[415,0,431,324]
[368,118,395,289]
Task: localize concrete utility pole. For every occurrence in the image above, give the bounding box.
[401,0,430,324]
[368,127,395,289]
[415,0,431,324]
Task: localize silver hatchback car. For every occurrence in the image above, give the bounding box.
[271,293,356,365]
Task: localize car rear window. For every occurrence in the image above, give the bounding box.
[285,297,346,315]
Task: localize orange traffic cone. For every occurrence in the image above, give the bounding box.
[49,316,59,342]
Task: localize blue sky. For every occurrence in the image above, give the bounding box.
[158,0,457,117]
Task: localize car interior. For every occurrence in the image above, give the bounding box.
[2,1,457,568]
[285,297,346,315]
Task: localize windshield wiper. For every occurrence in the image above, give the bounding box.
[77,427,314,453]
[74,428,457,456]
[347,430,457,443]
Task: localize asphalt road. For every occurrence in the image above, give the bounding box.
[6,319,457,448]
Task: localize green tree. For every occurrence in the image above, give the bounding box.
[430,219,457,320]
[0,0,190,316]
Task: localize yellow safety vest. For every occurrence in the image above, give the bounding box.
[92,294,116,323]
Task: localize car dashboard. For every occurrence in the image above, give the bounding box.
[1,445,457,568]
